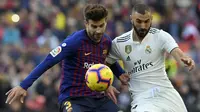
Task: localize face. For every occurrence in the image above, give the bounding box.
[85,18,107,43]
[130,11,152,40]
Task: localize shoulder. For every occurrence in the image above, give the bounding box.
[149,28,176,46]
[148,27,161,35]
[149,28,173,40]
[102,34,112,42]
[149,27,171,36]
[63,30,86,43]
[62,30,87,48]
[114,30,132,43]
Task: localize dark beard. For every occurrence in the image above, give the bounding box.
[133,23,151,40]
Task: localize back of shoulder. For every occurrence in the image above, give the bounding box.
[149,27,171,36]
[149,28,172,40]
[149,27,161,35]
[114,30,132,43]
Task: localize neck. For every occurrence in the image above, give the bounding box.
[86,30,93,41]
[132,30,142,42]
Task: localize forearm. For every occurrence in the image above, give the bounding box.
[20,54,61,90]
[170,47,187,64]
[106,61,125,79]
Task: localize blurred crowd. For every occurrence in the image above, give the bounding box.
[0,0,200,112]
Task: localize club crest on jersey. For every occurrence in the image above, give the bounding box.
[62,43,67,47]
[125,45,132,54]
[50,46,62,57]
[145,45,152,54]
[103,49,108,55]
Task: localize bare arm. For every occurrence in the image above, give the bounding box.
[170,47,195,71]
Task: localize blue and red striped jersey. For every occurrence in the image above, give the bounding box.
[20,29,112,104]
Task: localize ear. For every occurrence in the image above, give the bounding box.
[105,17,108,21]
[84,20,88,27]
[151,15,153,20]
[130,15,133,24]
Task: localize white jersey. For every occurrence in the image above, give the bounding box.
[106,28,178,94]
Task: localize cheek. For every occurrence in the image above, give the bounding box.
[88,27,94,32]
[133,22,140,27]
[102,26,106,31]
[134,24,141,29]
[147,23,151,27]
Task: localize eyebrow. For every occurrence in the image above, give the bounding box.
[91,23,105,27]
[136,18,150,22]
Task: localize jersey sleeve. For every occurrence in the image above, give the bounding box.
[159,30,178,53]
[20,35,79,90]
[106,39,121,64]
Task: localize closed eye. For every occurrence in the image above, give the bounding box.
[145,19,150,23]
[136,19,150,23]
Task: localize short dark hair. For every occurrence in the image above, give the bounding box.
[132,3,151,15]
[83,4,108,21]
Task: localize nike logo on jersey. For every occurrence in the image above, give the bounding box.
[132,105,137,109]
[85,52,92,56]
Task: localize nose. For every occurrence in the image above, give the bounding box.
[141,23,146,29]
[96,27,102,34]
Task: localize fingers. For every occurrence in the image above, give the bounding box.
[120,74,130,85]
[6,91,15,104]
[124,74,130,78]
[109,92,117,104]
[123,75,130,82]
[110,88,118,104]
[9,93,18,104]
[107,92,115,104]
[114,88,120,94]
[181,58,192,65]
[106,87,118,104]
[5,86,27,104]
[107,93,112,100]
[22,92,27,103]
[5,89,13,95]
[123,74,130,79]
[181,58,195,71]
[20,95,25,103]
[189,60,195,71]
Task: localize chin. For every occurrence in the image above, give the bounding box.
[139,33,148,38]
[96,39,101,43]
[95,37,101,41]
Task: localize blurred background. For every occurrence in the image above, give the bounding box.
[0,0,200,112]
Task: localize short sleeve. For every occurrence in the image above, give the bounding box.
[106,39,121,64]
[159,30,178,53]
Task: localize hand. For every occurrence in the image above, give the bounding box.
[106,86,120,104]
[119,73,130,85]
[5,86,27,104]
[181,57,195,71]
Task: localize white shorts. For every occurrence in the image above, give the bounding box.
[130,87,187,112]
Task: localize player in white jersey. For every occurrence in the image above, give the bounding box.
[106,3,195,112]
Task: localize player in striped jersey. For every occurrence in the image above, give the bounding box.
[106,3,195,112]
[5,4,125,112]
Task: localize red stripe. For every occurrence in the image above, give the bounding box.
[97,39,101,96]
[83,41,87,96]
[59,61,65,95]
[92,40,97,96]
[82,41,89,96]
[70,45,81,96]
[79,41,86,96]
[75,41,83,95]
